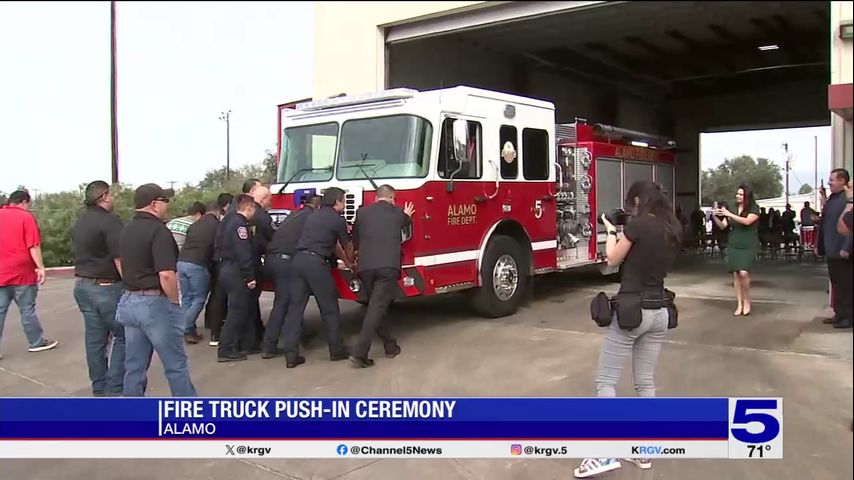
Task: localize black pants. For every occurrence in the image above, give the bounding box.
[353,268,398,359]
[283,252,344,359]
[263,254,292,353]
[828,259,853,324]
[247,282,264,348]
[204,264,227,339]
[217,263,254,356]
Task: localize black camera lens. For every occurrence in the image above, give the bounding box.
[597,209,628,226]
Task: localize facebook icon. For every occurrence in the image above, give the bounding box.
[337,444,348,456]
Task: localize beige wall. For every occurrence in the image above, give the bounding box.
[830,1,853,172]
[830,1,853,86]
[313,1,487,99]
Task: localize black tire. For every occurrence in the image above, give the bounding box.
[472,235,529,318]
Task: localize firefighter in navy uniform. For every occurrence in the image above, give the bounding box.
[247,185,274,348]
[282,187,356,368]
[218,179,268,351]
[349,185,413,367]
[215,194,259,363]
[260,193,322,359]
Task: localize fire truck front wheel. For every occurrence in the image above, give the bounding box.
[472,235,529,318]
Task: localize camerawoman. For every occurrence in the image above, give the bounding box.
[574,180,682,479]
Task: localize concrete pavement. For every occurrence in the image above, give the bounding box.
[0,256,851,479]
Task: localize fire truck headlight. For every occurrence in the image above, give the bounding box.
[402,276,415,288]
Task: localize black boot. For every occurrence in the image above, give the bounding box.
[349,356,375,368]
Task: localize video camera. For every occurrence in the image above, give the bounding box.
[597,208,628,226]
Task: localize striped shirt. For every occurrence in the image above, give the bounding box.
[166,216,195,250]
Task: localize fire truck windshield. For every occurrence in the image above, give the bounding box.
[336,115,432,180]
[277,122,337,183]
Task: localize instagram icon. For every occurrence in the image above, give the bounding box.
[510,444,523,456]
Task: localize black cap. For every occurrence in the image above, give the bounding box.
[133,183,174,209]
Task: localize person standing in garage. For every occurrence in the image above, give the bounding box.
[817,168,852,329]
[349,185,413,368]
[712,184,760,316]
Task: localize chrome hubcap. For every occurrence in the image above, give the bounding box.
[492,255,519,301]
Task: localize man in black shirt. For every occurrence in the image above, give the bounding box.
[177,200,220,345]
[282,187,356,368]
[117,183,196,397]
[71,180,126,396]
[216,194,259,362]
[203,193,233,346]
[349,185,413,367]
[781,204,797,252]
[261,194,321,359]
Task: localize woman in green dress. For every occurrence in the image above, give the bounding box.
[712,184,760,316]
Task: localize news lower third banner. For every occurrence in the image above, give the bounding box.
[0,398,782,459]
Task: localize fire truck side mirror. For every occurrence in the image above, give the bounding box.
[452,119,470,165]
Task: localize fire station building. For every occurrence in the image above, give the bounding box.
[312,1,853,208]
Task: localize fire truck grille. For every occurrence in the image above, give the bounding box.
[343,193,357,223]
[555,124,577,143]
[319,188,360,224]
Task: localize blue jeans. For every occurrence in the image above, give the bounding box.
[72,279,125,396]
[0,285,45,349]
[117,292,197,397]
[177,262,210,335]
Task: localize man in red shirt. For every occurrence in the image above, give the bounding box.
[0,191,59,358]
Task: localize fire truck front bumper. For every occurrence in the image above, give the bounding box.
[332,266,429,302]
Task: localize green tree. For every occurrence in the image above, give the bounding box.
[798,183,813,195]
[31,187,86,267]
[701,155,783,206]
[28,153,278,267]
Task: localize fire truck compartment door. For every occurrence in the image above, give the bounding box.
[624,161,654,192]
[595,158,623,236]
[654,164,674,199]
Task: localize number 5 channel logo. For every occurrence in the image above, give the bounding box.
[728,398,783,459]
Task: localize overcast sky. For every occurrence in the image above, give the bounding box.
[700,126,831,195]
[1,1,313,194]
[0,2,836,195]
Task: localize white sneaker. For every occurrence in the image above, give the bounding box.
[209,339,219,347]
[624,458,652,469]
[28,339,59,353]
[574,458,622,478]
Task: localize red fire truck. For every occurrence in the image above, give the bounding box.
[270,87,676,318]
